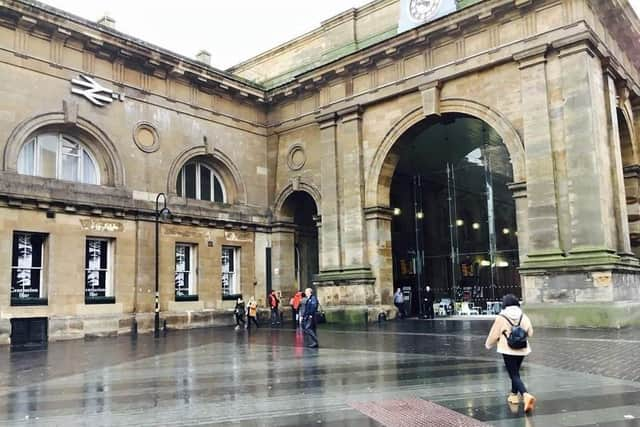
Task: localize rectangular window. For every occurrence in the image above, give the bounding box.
[11,232,47,305]
[221,246,239,297]
[175,243,197,300]
[85,238,115,304]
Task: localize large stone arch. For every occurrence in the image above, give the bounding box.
[3,112,125,186]
[167,146,247,205]
[365,98,526,208]
[273,180,322,220]
[618,101,638,166]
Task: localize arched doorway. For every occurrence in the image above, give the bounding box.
[277,191,319,293]
[388,113,520,316]
[618,108,640,255]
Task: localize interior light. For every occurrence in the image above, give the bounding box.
[393,207,401,216]
[480,260,491,267]
[497,261,509,267]
[416,212,424,219]
[456,219,464,226]
[472,222,480,230]
[502,228,510,235]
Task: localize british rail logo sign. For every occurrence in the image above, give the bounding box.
[70,74,125,107]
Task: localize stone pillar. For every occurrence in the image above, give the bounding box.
[557,42,618,259]
[336,105,370,271]
[316,113,342,272]
[514,46,563,264]
[365,207,394,305]
[603,65,633,257]
[270,223,296,297]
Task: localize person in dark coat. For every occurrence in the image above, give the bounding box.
[234,297,245,330]
[268,290,280,326]
[423,285,435,319]
[302,287,319,348]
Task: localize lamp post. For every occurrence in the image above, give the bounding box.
[155,193,171,338]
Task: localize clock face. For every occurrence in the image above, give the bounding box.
[408,0,441,22]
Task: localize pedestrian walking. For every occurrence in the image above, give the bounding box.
[246,296,259,330]
[268,290,280,326]
[299,292,308,327]
[234,296,245,330]
[290,291,303,327]
[302,287,319,348]
[423,285,435,319]
[485,294,536,413]
[394,288,405,319]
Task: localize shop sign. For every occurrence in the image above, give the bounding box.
[224,231,252,242]
[71,74,125,107]
[80,219,124,232]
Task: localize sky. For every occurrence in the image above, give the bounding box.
[41,0,640,71]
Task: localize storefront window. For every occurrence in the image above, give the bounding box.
[175,244,197,300]
[221,246,239,296]
[11,232,47,305]
[85,238,115,304]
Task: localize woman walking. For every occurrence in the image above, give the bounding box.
[246,296,259,330]
[485,294,536,413]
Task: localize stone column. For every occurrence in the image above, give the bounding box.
[316,112,342,273]
[336,105,370,271]
[514,46,563,266]
[364,207,394,305]
[270,223,296,297]
[557,42,618,259]
[603,65,633,257]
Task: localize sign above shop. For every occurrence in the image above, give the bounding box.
[70,74,125,107]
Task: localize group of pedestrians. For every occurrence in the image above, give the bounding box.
[233,288,320,348]
[393,285,435,319]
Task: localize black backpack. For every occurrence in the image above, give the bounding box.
[500,314,528,349]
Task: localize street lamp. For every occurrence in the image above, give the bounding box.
[155,193,171,338]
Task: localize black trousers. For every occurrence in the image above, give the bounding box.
[503,354,527,394]
[235,313,245,326]
[303,316,318,347]
[270,308,280,325]
[394,302,405,318]
[424,301,435,318]
[292,308,299,327]
[247,315,259,329]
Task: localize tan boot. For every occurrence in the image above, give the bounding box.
[523,393,536,413]
[507,393,520,404]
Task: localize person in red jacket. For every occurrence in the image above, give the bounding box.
[268,290,280,326]
[290,291,303,327]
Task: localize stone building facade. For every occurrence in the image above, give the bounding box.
[0,0,639,343]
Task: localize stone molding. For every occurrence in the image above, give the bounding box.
[272,180,322,219]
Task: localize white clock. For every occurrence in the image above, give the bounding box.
[408,0,441,22]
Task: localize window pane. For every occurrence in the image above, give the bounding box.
[11,233,43,300]
[184,164,196,199]
[17,140,35,175]
[62,139,79,156]
[83,151,98,184]
[214,176,224,203]
[85,270,107,297]
[176,171,183,197]
[62,152,79,181]
[200,165,211,201]
[37,134,58,179]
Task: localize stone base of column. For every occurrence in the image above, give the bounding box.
[524,302,640,328]
[319,304,398,326]
[520,247,639,271]
[313,266,376,306]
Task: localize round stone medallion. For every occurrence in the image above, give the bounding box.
[133,122,160,153]
[287,144,306,171]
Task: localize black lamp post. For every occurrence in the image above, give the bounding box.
[155,193,171,338]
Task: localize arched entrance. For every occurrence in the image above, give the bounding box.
[272,190,320,298]
[618,107,640,256]
[387,113,520,316]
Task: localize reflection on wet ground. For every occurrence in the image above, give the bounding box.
[1,319,639,426]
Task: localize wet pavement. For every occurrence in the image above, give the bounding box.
[1,319,639,426]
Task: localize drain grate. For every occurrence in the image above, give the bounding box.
[350,398,489,427]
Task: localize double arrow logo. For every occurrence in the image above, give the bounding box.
[71,74,125,107]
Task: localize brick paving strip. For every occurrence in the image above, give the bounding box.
[351,398,490,427]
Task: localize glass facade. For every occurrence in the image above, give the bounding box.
[391,114,520,314]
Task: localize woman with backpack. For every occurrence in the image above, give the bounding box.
[485,294,536,413]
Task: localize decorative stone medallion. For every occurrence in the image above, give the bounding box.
[408,0,441,22]
[133,122,160,153]
[287,144,306,171]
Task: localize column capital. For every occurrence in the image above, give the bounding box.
[315,111,337,128]
[553,33,598,59]
[337,105,363,124]
[363,206,394,221]
[513,44,549,69]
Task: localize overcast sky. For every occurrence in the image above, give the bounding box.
[41,0,640,70]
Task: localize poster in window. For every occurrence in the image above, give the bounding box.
[175,245,190,296]
[11,233,43,299]
[85,239,108,297]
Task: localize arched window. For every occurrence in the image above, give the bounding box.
[17,133,99,185]
[176,161,226,203]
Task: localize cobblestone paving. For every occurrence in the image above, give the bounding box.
[0,320,638,426]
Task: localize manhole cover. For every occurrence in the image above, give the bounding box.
[350,398,489,427]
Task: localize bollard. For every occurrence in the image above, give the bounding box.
[163,319,168,336]
[131,318,138,338]
[378,311,387,323]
